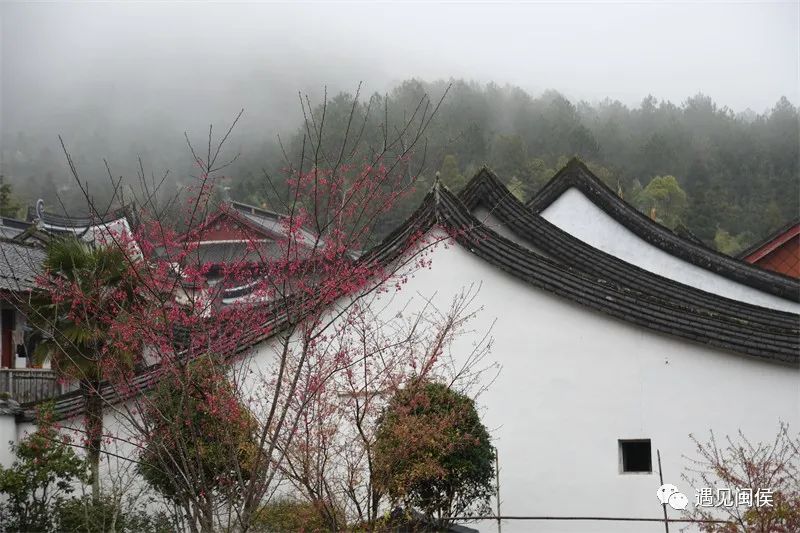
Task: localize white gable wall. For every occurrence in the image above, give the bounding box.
[539,187,799,313]
[245,229,799,531]
[0,414,16,467]
[2,227,798,532]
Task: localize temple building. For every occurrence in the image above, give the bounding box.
[162,199,323,311]
[0,235,43,370]
[0,161,798,532]
[0,202,135,403]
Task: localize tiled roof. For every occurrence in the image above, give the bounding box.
[18,174,800,422]
[752,239,799,279]
[527,159,800,301]
[737,219,800,279]
[26,202,138,237]
[27,205,136,229]
[460,167,798,330]
[0,217,30,240]
[0,239,45,293]
[230,201,320,247]
[189,241,285,265]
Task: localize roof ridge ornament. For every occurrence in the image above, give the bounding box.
[566,156,585,171]
[433,171,442,222]
[34,199,45,230]
[35,199,45,221]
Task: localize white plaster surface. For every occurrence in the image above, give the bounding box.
[2,227,798,532]
[0,413,17,467]
[540,187,799,313]
[244,230,800,531]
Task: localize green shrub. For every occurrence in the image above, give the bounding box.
[55,494,174,533]
[251,498,336,532]
[0,406,88,532]
[374,381,495,524]
[137,358,259,510]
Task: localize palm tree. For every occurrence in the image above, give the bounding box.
[27,237,140,501]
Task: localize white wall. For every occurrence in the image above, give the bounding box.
[254,228,799,532]
[3,226,798,532]
[0,412,17,467]
[540,188,799,313]
[13,403,164,512]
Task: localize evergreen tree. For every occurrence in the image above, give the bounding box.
[0,180,22,218]
[374,381,495,526]
[439,154,466,191]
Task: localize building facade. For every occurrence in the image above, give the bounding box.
[1,163,798,532]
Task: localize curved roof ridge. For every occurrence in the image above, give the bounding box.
[18,182,798,422]
[433,184,798,363]
[524,159,800,300]
[458,169,799,328]
[26,201,138,232]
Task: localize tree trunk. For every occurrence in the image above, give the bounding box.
[81,378,103,502]
[199,498,215,533]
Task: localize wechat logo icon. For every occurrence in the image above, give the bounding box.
[657,484,688,510]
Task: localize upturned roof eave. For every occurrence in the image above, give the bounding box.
[16,180,800,422]
[523,158,800,300]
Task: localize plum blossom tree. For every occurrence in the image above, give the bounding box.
[276,286,496,530]
[683,423,800,533]
[9,83,499,531]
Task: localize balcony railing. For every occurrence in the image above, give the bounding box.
[0,369,62,404]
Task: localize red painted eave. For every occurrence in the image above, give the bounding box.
[179,207,277,244]
[743,224,800,264]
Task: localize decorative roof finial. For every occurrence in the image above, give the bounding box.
[433,171,442,221]
[35,199,45,221]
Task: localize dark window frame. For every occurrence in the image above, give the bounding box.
[618,439,653,474]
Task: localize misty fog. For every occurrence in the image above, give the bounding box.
[0,1,798,251]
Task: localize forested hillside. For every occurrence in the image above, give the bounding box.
[229,80,800,254]
[2,79,798,254]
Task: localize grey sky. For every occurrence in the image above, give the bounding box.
[1,1,798,138]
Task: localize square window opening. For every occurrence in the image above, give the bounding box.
[619,439,652,474]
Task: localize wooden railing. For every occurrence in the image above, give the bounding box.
[0,369,62,404]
